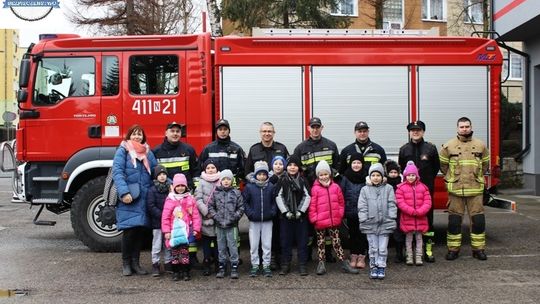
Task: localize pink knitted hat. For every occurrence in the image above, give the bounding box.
[403,161,419,178]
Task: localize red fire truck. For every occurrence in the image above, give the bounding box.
[0,31,503,251]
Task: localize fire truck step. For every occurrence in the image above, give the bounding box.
[32,198,59,204]
[32,176,60,182]
[32,204,56,226]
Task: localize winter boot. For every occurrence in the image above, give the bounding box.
[299,264,308,276]
[369,267,378,279]
[164,262,173,274]
[341,260,359,274]
[216,263,226,278]
[130,258,148,275]
[279,263,290,275]
[406,249,414,266]
[356,254,366,269]
[183,270,192,281]
[230,262,239,279]
[316,261,327,275]
[445,250,460,261]
[122,259,133,276]
[270,253,279,271]
[263,265,272,278]
[172,272,180,281]
[349,254,358,268]
[377,267,386,279]
[151,263,160,277]
[425,239,435,263]
[202,259,211,276]
[415,252,423,266]
[250,265,259,277]
[472,250,488,261]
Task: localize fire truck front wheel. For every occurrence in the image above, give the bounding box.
[71,176,122,252]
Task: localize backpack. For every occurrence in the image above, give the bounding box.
[169,207,189,247]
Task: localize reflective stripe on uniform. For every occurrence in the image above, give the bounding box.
[208,152,238,159]
[158,156,190,170]
[439,155,449,164]
[301,150,335,166]
[447,232,462,250]
[470,232,486,250]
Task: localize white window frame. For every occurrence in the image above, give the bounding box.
[422,0,446,22]
[331,0,358,17]
[383,0,404,29]
[465,0,483,24]
[503,51,523,81]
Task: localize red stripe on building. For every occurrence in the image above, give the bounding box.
[494,0,527,21]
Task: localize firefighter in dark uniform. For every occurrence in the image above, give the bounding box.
[153,121,200,267]
[440,117,489,261]
[292,117,340,262]
[339,121,387,175]
[199,119,246,184]
[398,120,440,263]
[245,121,289,270]
[153,122,199,188]
[245,121,289,175]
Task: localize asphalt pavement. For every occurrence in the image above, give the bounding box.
[0,177,539,303]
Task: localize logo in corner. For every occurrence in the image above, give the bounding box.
[477,53,496,61]
[106,115,117,125]
[3,0,60,22]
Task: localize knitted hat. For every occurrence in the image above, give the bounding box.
[203,158,220,172]
[315,160,331,176]
[403,160,419,177]
[254,160,269,176]
[286,155,302,171]
[220,169,234,181]
[349,152,364,165]
[172,173,188,188]
[154,165,168,178]
[369,163,385,176]
[385,159,401,174]
[271,155,287,168]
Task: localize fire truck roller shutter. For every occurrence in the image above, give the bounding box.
[417,66,489,154]
[220,66,304,153]
[311,66,410,157]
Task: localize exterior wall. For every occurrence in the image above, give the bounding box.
[0,28,20,133]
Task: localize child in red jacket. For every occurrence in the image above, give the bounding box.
[308,160,359,275]
[395,161,432,266]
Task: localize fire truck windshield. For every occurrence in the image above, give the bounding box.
[33,57,95,105]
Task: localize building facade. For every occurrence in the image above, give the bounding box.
[0,28,21,140]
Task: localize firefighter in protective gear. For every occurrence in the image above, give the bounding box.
[398,120,440,263]
[293,117,340,262]
[439,117,489,261]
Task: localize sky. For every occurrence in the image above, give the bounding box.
[0,2,87,47]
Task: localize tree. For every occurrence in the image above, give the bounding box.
[68,0,201,36]
[448,0,490,37]
[206,0,223,37]
[221,0,352,35]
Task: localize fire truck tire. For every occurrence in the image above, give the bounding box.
[71,176,122,252]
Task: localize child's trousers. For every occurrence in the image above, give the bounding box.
[249,221,273,266]
[405,231,423,254]
[151,229,172,264]
[216,226,239,264]
[280,217,309,265]
[316,228,345,261]
[367,233,390,268]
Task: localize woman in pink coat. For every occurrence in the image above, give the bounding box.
[308,160,359,275]
[395,161,432,266]
[161,173,202,281]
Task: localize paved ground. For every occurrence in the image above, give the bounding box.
[0,177,539,303]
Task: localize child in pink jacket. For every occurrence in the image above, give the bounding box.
[395,161,432,266]
[162,174,202,281]
[308,160,359,275]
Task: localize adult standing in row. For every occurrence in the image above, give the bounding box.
[199,119,246,184]
[398,120,440,263]
[113,124,157,276]
[293,117,340,262]
[339,121,387,175]
[245,121,289,270]
[440,117,489,261]
[152,122,199,189]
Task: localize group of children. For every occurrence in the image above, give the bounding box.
[146,153,432,281]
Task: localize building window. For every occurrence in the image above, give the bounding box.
[331,0,358,16]
[422,0,446,21]
[503,52,523,80]
[383,0,403,29]
[465,0,483,24]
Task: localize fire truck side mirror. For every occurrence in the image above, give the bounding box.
[17,89,28,103]
[19,59,31,88]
